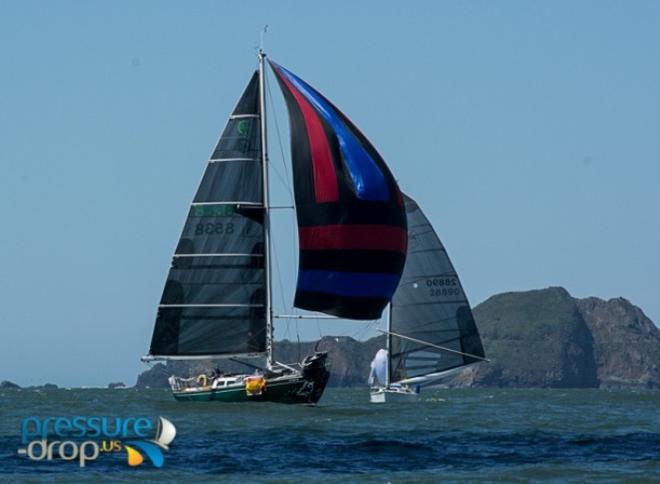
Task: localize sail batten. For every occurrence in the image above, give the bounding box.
[190,201,263,206]
[388,195,485,384]
[174,253,263,257]
[148,71,267,358]
[159,304,264,308]
[209,158,261,164]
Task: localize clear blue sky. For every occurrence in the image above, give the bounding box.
[1,1,658,387]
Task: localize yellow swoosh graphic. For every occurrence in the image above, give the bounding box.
[124,445,144,467]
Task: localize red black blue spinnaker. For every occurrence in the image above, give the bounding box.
[270,61,407,320]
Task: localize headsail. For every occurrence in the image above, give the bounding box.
[389,195,485,384]
[270,61,407,320]
[148,72,267,358]
[368,348,388,386]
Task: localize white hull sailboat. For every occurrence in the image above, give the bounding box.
[369,385,420,404]
[369,195,488,403]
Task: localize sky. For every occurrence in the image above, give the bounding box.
[1,1,659,387]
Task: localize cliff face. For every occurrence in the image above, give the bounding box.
[577,296,660,389]
[276,336,385,387]
[134,288,660,389]
[456,287,599,388]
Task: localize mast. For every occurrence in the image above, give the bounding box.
[258,49,274,369]
[385,303,392,388]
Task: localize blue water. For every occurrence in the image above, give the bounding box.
[1,388,658,481]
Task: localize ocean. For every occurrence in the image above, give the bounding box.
[1,387,658,482]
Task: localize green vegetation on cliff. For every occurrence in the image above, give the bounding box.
[465,287,598,388]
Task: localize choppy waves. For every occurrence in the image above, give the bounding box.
[0,388,658,481]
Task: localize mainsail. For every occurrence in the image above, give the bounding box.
[270,61,407,320]
[388,194,485,384]
[148,72,267,357]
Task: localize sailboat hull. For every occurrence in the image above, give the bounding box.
[171,352,330,404]
[173,375,313,403]
[369,386,420,404]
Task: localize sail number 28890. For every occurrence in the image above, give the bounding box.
[426,277,460,297]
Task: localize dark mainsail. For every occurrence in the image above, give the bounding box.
[389,194,485,383]
[270,61,407,320]
[149,72,267,357]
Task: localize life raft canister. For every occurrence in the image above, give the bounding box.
[244,376,267,396]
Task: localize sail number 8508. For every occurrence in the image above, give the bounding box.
[195,223,234,235]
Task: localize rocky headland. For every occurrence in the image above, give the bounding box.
[110,287,660,390]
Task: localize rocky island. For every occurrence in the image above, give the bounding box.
[133,287,659,389]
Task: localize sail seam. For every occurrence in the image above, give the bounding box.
[394,300,465,307]
[407,248,448,255]
[191,201,263,206]
[401,272,458,280]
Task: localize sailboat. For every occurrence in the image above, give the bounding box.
[142,51,408,404]
[369,195,487,403]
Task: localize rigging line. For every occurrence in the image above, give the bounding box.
[378,329,490,362]
[267,205,292,342]
[364,319,379,340]
[351,320,368,339]
[269,158,293,195]
[351,322,368,340]
[265,66,297,327]
[256,45,290,199]
[266,69,293,200]
[270,226,290,341]
[273,60,297,312]
[349,318,377,341]
[289,214,298,311]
